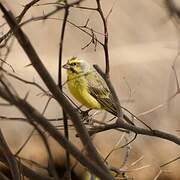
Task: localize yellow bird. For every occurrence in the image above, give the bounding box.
[63,57,133,124]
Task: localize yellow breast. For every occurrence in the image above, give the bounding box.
[67,71,102,109]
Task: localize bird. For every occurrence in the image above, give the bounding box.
[63,57,133,125]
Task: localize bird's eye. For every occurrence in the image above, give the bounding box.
[71,62,77,66]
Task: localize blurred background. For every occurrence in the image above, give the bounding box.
[0,0,180,179]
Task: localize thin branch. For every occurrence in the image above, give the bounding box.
[0,5,113,179]
[0,58,14,73]
[71,6,97,11]
[16,96,53,156]
[0,153,54,180]
[121,106,152,130]
[0,172,10,180]
[20,17,104,47]
[89,120,180,145]
[29,121,59,180]
[130,156,144,167]
[58,0,71,179]
[0,115,63,122]
[160,155,180,167]
[18,155,47,170]
[153,169,162,180]
[17,0,40,22]
[15,129,35,156]
[0,66,48,94]
[106,0,117,21]
[96,0,110,76]
[164,0,180,18]
[104,133,126,161]
[0,78,112,180]
[119,133,137,149]
[19,0,86,27]
[0,130,21,180]
[0,0,40,45]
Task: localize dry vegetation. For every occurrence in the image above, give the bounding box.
[0,0,180,179]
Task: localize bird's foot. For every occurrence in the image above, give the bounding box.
[81,109,92,117]
[81,109,93,123]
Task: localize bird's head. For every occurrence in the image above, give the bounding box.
[63,57,91,74]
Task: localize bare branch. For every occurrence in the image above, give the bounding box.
[96,0,110,76]
[0,172,10,180]
[160,155,180,167]
[0,77,112,180]
[88,121,180,145]
[58,0,71,178]
[0,4,113,178]
[0,130,21,180]
[0,0,40,45]
[0,66,48,95]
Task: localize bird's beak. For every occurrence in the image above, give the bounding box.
[62,63,70,70]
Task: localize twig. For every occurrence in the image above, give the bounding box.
[17,0,40,23]
[18,156,46,170]
[0,116,63,122]
[119,133,137,149]
[15,129,35,156]
[0,76,112,180]
[104,133,126,161]
[121,106,152,130]
[96,0,110,76]
[164,0,180,18]
[160,155,180,167]
[19,0,86,27]
[0,153,54,179]
[0,172,10,180]
[0,66,48,94]
[21,17,104,47]
[0,53,15,72]
[29,121,59,180]
[16,94,53,156]
[130,156,144,167]
[153,169,162,180]
[0,0,40,45]
[87,120,180,145]
[0,130,21,180]
[106,0,117,21]
[58,0,71,179]
[0,5,113,179]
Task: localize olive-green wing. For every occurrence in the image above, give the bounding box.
[85,71,117,116]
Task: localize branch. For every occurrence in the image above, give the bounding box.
[29,121,59,180]
[19,0,86,27]
[0,66,48,95]
[88,121,180,145]
[58,0,71,179]
[0,172,10,180]
[0,0,40,45]
[0,76,112,180]
[0,130,21,180]
[96,0,110,76]
[0,4,113,179]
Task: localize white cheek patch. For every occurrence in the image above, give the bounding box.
[80,61,91,73]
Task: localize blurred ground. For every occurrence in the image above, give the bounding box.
[0,0,180,179]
